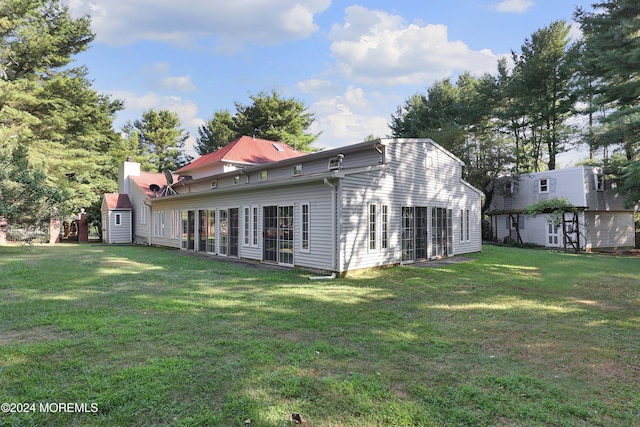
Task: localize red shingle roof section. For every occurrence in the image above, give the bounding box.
[104,194,132,209]
[176,135,305,173]
[130,171,179,198]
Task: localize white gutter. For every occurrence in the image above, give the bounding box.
[145,201,152,246]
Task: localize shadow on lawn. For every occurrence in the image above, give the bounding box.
[1,245,639,426]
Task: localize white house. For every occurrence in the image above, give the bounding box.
[487,166,636,251]
[109,136,484,274]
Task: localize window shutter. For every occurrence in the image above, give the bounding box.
[533,182,539,194]
[550,178,557,193]
[519,215,524,229]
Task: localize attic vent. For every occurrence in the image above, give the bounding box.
[272,143,284,152]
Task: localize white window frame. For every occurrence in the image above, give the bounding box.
[114,213,122,226]
[465,209,470,242]
[293,164,303,176]
[243,207,250,246]
[595,174,604,191]
[301,203,310,252]
[252,206,259,247]
[153,211,164,237]
[539,178,549,193]
[505,181,514,196]
[260,170,268,181]
[328,158,340,170]
[140,205,148,225]
[368,204,377,251]
[171,210,180,239]
[381,205,388,249]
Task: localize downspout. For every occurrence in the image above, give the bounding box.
[145,201,152,246]
[324,178,338,273]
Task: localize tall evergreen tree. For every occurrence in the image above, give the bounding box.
[0,143,62,224]
[575,0,640,161]
[194,110,235,155]
[390,72,513,210]
[511,21,577,171]
[0,0,123,216]
[134,109,192,172]
[233,90,320,152]
[197,90,320,154]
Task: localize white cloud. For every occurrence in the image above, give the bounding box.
[297,79,342,95]
[161,76,196,92]
[142,62,196,93]
[495,0,535,13]
[308,87,391,149]
[64,0,331,51]
[328,6,501,87]
[108,90,203,154]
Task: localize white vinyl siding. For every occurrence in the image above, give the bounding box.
[105,210,131,243]
[140,139,483,272]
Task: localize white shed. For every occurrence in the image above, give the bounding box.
[101,193,133,244]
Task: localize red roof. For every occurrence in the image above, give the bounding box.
[130,171,178,198]
[176,135,305,173]
[104,193,132,210]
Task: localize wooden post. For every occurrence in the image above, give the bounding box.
[575,212,580,253]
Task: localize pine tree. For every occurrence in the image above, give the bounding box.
[194,110,235,155]
[233,90,320,152]
[134,109,192,172]
[0,0,123,216]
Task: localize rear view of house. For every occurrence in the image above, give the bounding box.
[107,137,484,273]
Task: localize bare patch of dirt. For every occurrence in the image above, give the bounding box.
[0,326,69,345]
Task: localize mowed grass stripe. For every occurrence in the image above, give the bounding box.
[1,244,638,426]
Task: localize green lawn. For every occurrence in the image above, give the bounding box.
[1,244,639,426]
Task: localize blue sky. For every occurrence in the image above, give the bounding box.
[65,0,593,164]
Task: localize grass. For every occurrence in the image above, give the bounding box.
[0,244,639,426]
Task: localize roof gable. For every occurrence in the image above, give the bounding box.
[176,136,305,174]
[103,193,132,210]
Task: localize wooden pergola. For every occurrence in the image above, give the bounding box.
[487,207,587,252]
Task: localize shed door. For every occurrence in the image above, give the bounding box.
[547,223,561,247]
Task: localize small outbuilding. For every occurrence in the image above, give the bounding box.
[101,193,133,244]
